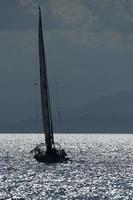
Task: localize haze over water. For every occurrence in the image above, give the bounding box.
[0,134,133,199]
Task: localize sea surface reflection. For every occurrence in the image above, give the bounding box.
[0,134,133,199]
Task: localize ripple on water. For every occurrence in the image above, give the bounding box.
[0,134,133,199]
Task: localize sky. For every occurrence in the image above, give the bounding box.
[1,0,133,123]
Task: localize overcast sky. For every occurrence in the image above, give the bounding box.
[1,0,133,123]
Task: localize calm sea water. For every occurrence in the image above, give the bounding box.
[0,134,133,200]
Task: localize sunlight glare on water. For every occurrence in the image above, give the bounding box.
[0,134,133,200]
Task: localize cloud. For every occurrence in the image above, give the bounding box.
[19,0,41,14]
[18,0,133,48]
[19,0,37,7]
[47,0,133,47]
[95,0,113,8]
[49,0,89,26]
[49,30,124,48]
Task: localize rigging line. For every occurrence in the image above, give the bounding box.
[33,34,40,137]
[48,46,64,134]
[49,47,63,133]
[55,80,64,133]
[49,63,61,133]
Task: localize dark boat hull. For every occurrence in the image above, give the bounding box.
[34,149,69,163]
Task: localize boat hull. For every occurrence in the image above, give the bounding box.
[34,148,69,163]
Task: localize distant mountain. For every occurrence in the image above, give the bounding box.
[1,92,133,133]
[61,114,133,133]
[1,114,133,133]
[82,91,133,114]
[0,118,43,133]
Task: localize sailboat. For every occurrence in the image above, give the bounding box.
[30,7,69,163]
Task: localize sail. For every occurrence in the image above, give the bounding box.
[38,7,54,150]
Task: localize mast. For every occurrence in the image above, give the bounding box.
[38,7,54,151]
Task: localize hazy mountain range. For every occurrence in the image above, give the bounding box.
[78,91,133,115]
[1,91,133,133]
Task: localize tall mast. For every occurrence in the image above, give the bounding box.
[38,7,54,151]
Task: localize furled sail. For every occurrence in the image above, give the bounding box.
[38,7,54,151]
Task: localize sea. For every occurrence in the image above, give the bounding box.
[0,134,133,200]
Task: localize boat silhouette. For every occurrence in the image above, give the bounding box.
[30,7,69,163]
